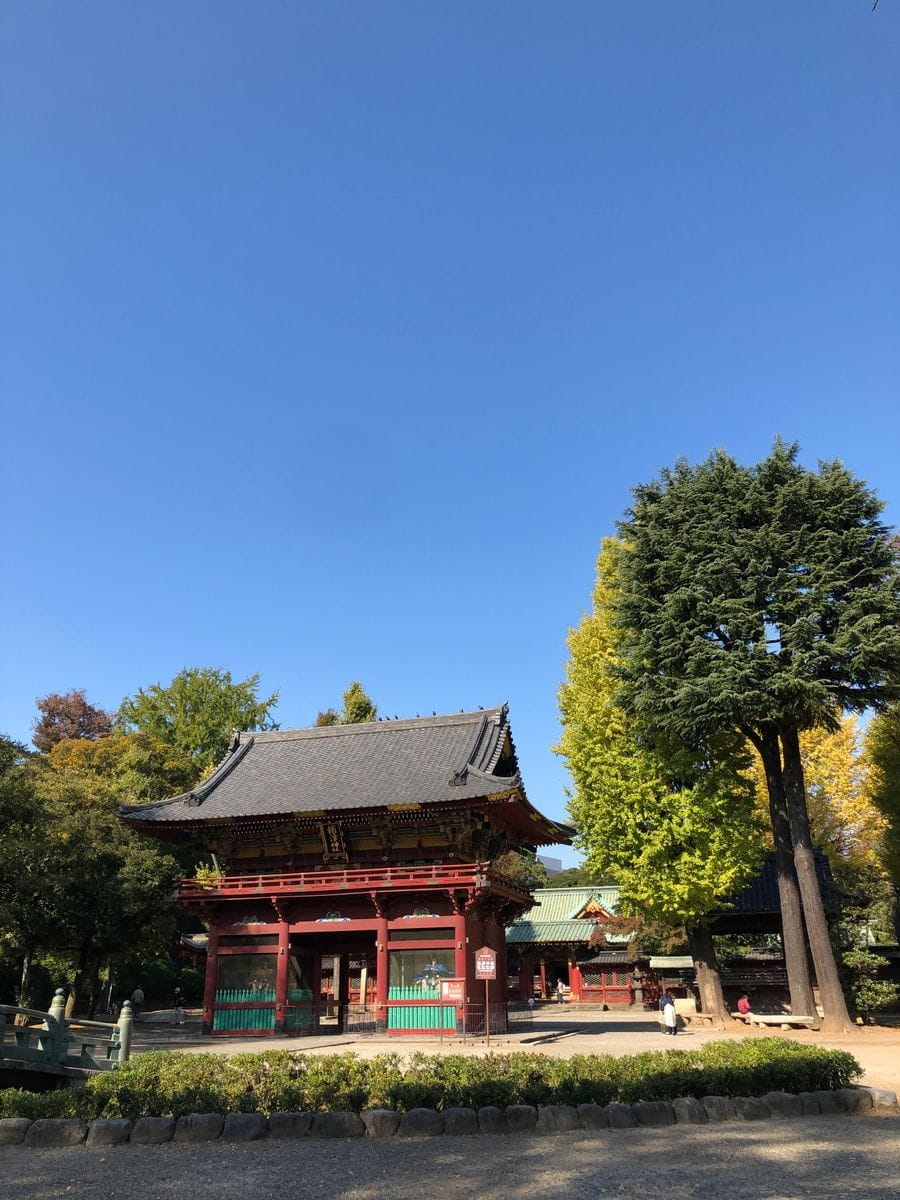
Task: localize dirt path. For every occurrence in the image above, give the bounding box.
[4,1114,900,1200]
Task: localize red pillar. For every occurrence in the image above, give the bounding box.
[376,915,389,1028]
[539,958,547,1000]
[274,920,290,1034]
[452,909,467,1023]
[570,960,583,1003]
[519,956,532,1001]
[202,923,220,1035]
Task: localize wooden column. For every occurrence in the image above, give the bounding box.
[274,920,290,1034]
[519,956,532,1002]
[452,908,467,1019]
[375,915,389,1026]
[539,958,547,1000]
[569,959,583,1003]
[202,923,220,1035]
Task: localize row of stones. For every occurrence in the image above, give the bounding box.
[2,1086,896,1149]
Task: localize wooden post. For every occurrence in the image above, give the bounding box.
[453,910,467,1024]
[202,924,219,1035]
[519,957,532,1002]
[274,921,290,1034]
[376,915,389,1029]
[484,977,490,1045]
[539,958,547,1000]
[570,960,583,1003]
[117,1000,133,1063]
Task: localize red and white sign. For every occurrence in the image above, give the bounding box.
[440,978,465,1004]
[474,946,497,980]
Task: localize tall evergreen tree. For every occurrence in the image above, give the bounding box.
[557,539,764,1018]
[612,441,900,1031]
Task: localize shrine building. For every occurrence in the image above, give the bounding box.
[121,705,570,1036]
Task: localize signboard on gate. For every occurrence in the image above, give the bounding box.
[474,946,496,980]
[440,978,465,1004]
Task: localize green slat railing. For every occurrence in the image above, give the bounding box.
[386,1004,456,1030]
[214,987,276,1003]
[387,985,441,1000]
[212,1006,275,1032]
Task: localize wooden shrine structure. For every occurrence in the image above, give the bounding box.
[121,706,570,1036]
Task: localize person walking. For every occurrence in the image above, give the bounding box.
[131,985,144,1019]
[171,986,186,1025]
[660,989,677,1035]
[556,978,566,1005]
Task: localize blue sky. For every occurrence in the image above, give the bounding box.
[2,3,898,865]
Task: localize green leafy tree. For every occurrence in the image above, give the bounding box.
[549,865,618,887]
[26,751,181,1013]
[612,441,900,1031]
[118,667,279,774]
[557,539,764,1017]
[842,950,900,1021]
[493,849,550,889]
[47,732,199,804]
[314,683,377,727]
[340,682,377,724]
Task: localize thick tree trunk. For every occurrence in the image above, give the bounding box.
[780,726,854,1033]
[887,880,900,948]
[753,726,816,1016]
[687,924,731,1020]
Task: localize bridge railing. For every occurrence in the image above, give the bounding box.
[0,989,133,1074]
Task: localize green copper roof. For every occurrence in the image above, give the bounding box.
[506,919,599,944]
[506,886,629,946]
[516,886,621,922]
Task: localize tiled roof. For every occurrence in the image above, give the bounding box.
[506,920,598,944]
[581,950,635,965]
[716,852,839,914]
[119,706,571,842]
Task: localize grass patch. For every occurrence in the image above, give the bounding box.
[0,1039,860,1120]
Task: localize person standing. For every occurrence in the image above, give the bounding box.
[556,978,566,1005]
[131,985,144,1018]
[660,989,677,1035]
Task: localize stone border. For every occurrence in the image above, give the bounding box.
[1,1087,895,1149]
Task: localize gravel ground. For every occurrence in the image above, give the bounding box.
[3,1114,899,1200]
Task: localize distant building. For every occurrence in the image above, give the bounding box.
[537,854,563,876]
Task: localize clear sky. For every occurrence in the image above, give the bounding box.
[2,3,898,865]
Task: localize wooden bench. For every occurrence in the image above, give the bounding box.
[731,1011,820,1030]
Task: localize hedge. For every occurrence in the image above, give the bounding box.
[0,1039,860,1122]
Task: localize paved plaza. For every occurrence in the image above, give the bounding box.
[132,1006,900,1095]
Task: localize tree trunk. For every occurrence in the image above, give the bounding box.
[753,726,816,1016]
[16,944,33,1010]
[887,880,900,948]
[70,939,92,1017]
[687,924,730,1020]
[780,726,855,1033]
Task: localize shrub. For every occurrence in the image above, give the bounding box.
[0,1039,861,1121]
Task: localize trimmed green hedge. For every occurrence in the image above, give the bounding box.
[0,1039,860,1121]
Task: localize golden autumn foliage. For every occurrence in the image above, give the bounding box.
[750,716,886,875]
